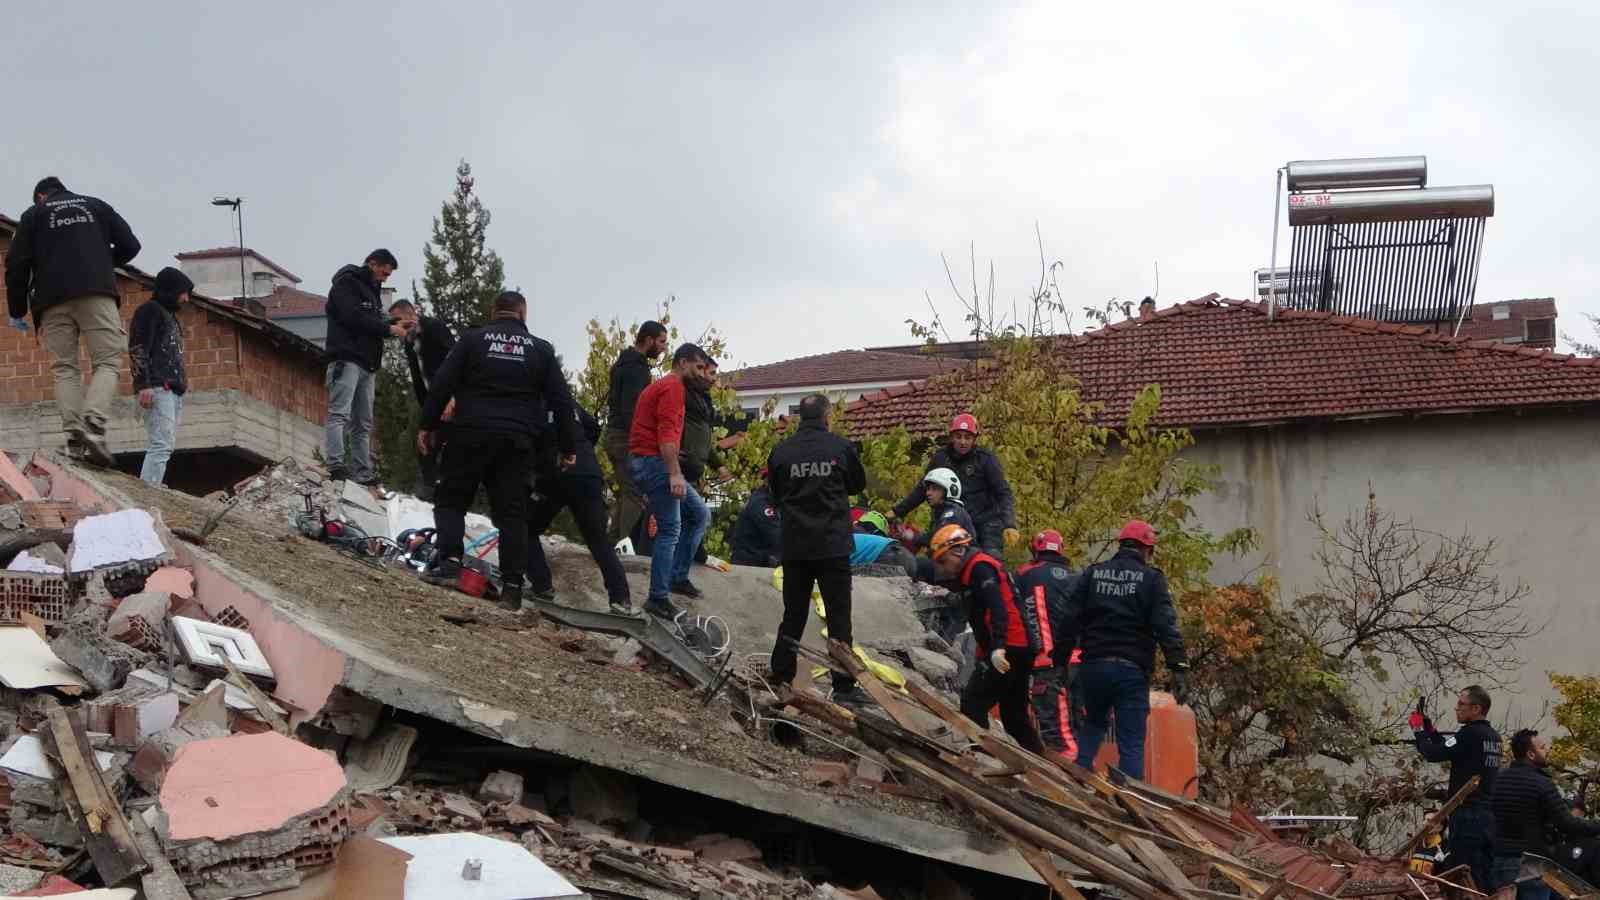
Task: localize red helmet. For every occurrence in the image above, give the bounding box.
[850,507,866,524]
[1031,529,1064,555]
[949,413,979,435]
[1117,520,1157,548]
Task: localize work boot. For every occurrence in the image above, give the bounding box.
[326,465,350,483]
[78,420,114,469]
[669,579,703,599]
[643,596,684,621]
[830,685,871,710]
[422,557,463,587]
[608,599,640,618]
[496,583,523,613]
[64,434,87,462]
[528,588,556,603]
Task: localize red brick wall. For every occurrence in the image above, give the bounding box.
[0,232,325,422]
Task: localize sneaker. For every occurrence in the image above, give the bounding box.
[78,421,114,468]
[327,465,350,482]
[608,600,641,618]
[643,596,684,620]
[496,584,523,612]
[669,580,703,599]
[64,434,87,461]
[422,557,463,586]
[830,685,872,709]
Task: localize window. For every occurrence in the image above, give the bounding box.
[1525,317,1555,344]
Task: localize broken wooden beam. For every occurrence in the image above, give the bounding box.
[1395,775,1480,860]
[39,699,150,886]
[220,655,289,735]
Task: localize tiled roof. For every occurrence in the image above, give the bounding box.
[247,285,326,318]
[728,349,968,391]
[175,247,301,283]
[845,295,1600,437]
[1454,298,1557,343]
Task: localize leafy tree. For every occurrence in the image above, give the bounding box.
[418,160,506,337]
[1551,673,1600,775]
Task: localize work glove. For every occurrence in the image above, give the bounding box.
[8,317,28,334]
[1408,709,1436,734]
[990,649,1011,674]
[1003,528,1021,549]
[1171,669,1190,706]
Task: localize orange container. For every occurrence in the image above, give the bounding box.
[1090,691,1199,798]
[458,568,488,598]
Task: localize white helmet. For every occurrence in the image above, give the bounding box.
[922,467,962,502]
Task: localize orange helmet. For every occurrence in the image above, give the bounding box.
[929,523,973,561]
[1118,520,1157,548]
[949,413,979,435]
[1031,529,1064,555]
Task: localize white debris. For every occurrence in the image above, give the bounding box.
[68,509,166,573]
[0,734,114,780]
[7,549,63,574]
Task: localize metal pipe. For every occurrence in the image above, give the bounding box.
[1288,184,1494,226]
[1268,167,1284,319]
[1286,156,1427,191]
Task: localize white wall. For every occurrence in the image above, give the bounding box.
[1184,412,1600,725]
[179,254,294,300]
[735,380,919,419]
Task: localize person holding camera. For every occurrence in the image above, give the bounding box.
[324,249,408,487]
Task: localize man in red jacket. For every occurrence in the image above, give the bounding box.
[628,343,713,620]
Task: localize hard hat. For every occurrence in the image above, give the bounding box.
[1118,520,1157,548]
[858,511,889,535]
[850,507,866,523]
[1031,529,1065,555]
[949,413,979,435]
[922,467,962,502]
[929,523,973,561]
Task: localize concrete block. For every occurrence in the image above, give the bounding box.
[907,647,959,688]
[49,627,143,693]
[478,769,524,804]
[107,590,170,652]
[129,721,229,794]
[160,732,346,842]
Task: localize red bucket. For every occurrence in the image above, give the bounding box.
[458,568,488,598]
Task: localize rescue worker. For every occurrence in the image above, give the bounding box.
[730,469,781,568]
[1411,686,1502,893]
[851,512,917,577]
[905,468,975,552]
[1015,529,1080,760]
[604,321,669,545]
[929,524,1045,753]
[766,394,869,707]
[1490,730,1600,899]
[5,177,141,467]
[389,299,457,500]
[891,414,1017,555]
[417,291,577,612]
[525,404,633,616]
[1064,520,1188,781]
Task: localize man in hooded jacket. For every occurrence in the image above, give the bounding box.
[323,249,408,485]
[128,267,193,486]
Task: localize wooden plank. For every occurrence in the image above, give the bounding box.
[40,699,149,885]
[128,810,194,900]
[1011,839,1089,900]
[903,679,989,743]
[1153,807,1270,898]
[1408,869,1486,898]
[890,749,1174,900]
[1124,834,1205,900]
[1396,776,1480,859]
[221,656,290,735]
[825,639,929,736]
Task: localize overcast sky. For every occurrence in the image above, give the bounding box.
[5,2,1596,367]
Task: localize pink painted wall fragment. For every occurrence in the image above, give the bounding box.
[0,451,39,500]
[160,732,346,841]
[144,566,195,599]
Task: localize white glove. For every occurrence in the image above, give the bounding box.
[990,649,1010,674]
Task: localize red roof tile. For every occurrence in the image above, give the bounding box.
[1453,297,1557,344]
[728,349,968,391]
[175,247,301,283]
[246,285,326,318]
[845,295,1600,437]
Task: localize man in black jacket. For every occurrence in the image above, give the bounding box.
[128,268,193,486]
[604,321,669,545]
[1062,520,1189,781]
[526,404,633,616]
[417,292,578,612]
[890,413,1017,555]
[1412,685,1502,893]
[766,395,868,706]
[323,249,408,485]
[730,474,781,568]
[389,300,457,499]
[5,177,141,466]
[1490,730,1600,898]
[1016,529,1081,761]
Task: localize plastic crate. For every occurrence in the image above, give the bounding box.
[0,572,72,624]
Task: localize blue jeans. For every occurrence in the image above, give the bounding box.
[630,454,707,600]
[139,388,183,486]
[324,361,375,480]
[1492,853,1549,900]
[1073,659,1151,780]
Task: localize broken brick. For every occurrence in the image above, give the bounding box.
[111,692,180,748]
[803,761,851,787]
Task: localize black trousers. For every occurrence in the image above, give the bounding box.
[770,555,855,691]
[433,433,532,583]
[960,647,1045,753]
[1029,665,1077,760]
[525,472,631,603]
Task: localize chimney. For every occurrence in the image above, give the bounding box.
[1138,297,1156,320]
